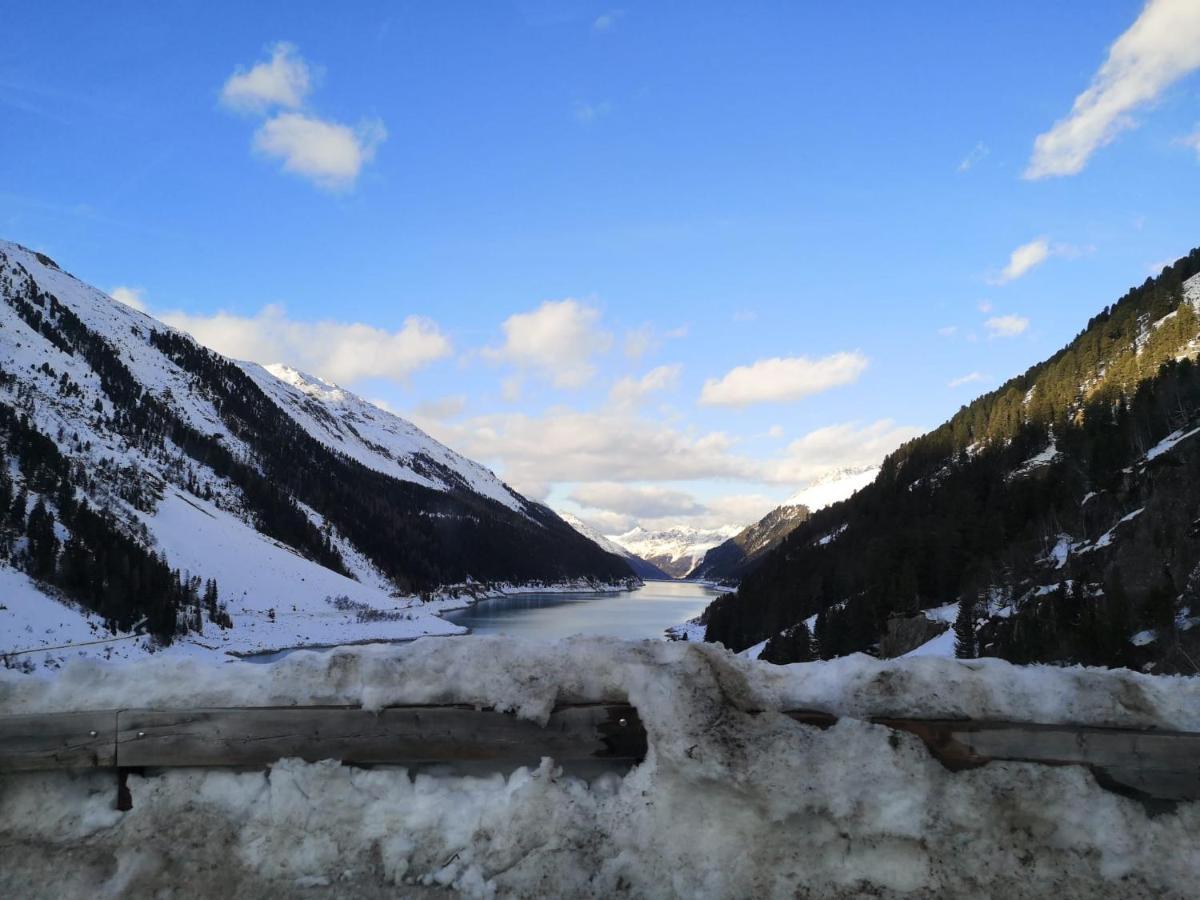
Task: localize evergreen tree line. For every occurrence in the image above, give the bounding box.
[147,328,633,590]
[0,398,225,642]
[705,345,1200,672]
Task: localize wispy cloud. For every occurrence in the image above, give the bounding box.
[990,239,1091,284]
[609,364,682,407]
[1175,127,1200,159]
[1025,0,1200,179]
[948,371,989,388]
[957,141,989,172]
[592,9,625,33]
[937,325,958,338]
[572,100,612,124]
[699,352,868,407]
[984,314,1030,338]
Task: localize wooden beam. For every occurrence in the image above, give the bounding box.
[114,704,645,769]
[783,711,1200,802]
[0,710,117,771]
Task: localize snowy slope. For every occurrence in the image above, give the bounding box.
[786,465,879,511]
[690,504,810,583]
[559,513,670,579]
[610,525,739,578]
[0,239,631,664]
[243,363,527,512]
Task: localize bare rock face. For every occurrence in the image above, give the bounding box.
[878,614,949,659]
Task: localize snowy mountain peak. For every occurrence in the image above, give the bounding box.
[245,361,527,512]
[611,524,739,578]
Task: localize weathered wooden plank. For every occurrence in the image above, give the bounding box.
[115,704,646,769]
[0,710,117,771]
[782,712,1200,801]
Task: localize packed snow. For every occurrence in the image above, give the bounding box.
[1144,425,1200,462]
[3,639,1200,898]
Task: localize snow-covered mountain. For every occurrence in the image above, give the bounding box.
[786,466,879,511]
[690,503,809,584]
[559,513,672,580]
[610,525,740,579]
[0,240,632,664]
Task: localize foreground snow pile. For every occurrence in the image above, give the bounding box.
[3,639,1199,898]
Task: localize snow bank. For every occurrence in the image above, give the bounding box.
[3,639,1199,898]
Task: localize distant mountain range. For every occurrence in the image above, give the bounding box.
[703,248,1200,673]
[559,513,671,579]
[609,525,740,578]
[691,466,880,584]
[0,240,634,659]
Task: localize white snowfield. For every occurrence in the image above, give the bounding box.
[611,524,738,575]
[3,638,1199,899]
[244,362,528,512]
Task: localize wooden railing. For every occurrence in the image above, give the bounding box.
[2,705,1197,808]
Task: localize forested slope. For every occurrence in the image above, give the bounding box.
[704,248,1200,672]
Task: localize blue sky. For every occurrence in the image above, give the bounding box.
[3,1,1200,534]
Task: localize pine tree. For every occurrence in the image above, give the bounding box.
[954,595,977,659]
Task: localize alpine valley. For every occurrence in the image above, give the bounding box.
[0,240,636,663]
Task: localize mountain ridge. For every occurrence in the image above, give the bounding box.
[0,239,633,659]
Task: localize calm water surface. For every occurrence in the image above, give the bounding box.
[443,580,721,640]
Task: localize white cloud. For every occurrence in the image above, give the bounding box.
[948,371,989,388]
[664,324,690,339]
[699,352,868,407]
[420,409,751,499]
[977,300,993,313]
[221,43,385,191]
[609,364,682,407]
[984,314,1030,338]
[569,482,704,518]
[767,425,784,439]
[160,304,451,384]
[957,141,989,172]
[109,286,147,312]
[767,419,922,485]
[732,309,757,322]
[220,42,312,113]
[937,325,958,337]
[484,299,612,388]
[994,239,1050,283]
[253,113,386,191]
[592,10,625,32]
[1025,0,1200,179]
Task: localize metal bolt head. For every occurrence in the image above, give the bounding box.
[618,718,628,727]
